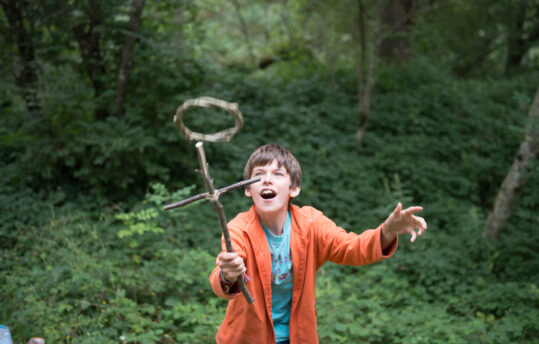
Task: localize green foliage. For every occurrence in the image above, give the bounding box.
[0,184,226,343]
[3,62,538,342]
[0,0,205,201]
[1,1,538,342]
[117,208,163,239]
[316,210,538,343]
[412,0,539,76]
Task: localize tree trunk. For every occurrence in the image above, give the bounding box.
[355,0,423,145]
[174,1,186,46]
[115,0,146,117]
[355,0,381,146]
[231,0,256,68]
[483,86,539,239]
[505,2,539,76]
[505,3,527,75]
[0,0,40,114]
[378,0,414,63]
[72,0,109,120]
[356,0,367,100]
[355,39,378,145]
[280,0,296,50]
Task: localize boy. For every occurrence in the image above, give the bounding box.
[209,144,427,344]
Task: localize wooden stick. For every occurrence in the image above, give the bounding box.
[163,177,260,211]
[195,142,255,304]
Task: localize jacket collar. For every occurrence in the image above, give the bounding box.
[243,204,311,315]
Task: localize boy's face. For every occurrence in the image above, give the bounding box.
[245,159,300,215]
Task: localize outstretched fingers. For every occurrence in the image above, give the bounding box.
[415,216,427,235]
[409,215,427,242]
[385,203,428,242]
[401,206,423,217]
[390,202,403,219]
[399,206,426,242]
[410,229,418,242]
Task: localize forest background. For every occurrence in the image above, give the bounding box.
[1,0,538,343]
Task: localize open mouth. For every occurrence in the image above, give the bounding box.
[260,189,277,199]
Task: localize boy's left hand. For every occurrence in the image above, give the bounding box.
[382,203,427,243]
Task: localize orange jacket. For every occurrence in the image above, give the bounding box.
[209,204,398,344]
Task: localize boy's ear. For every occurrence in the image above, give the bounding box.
[290,186,300,198]
[245,187,252,198]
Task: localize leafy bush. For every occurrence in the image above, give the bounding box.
[1,56,537,343]
[0,183,229,343]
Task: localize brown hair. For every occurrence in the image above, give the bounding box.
[243,144,302,188]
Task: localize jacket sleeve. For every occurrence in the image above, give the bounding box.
[311,208,398,269]
[209,223,248,299]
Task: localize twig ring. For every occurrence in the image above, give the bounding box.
[173,97,244,142]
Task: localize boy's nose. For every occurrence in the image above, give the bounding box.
[262,173,272,183]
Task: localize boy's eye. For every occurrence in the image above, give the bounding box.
[254,172,263,177]
[275,172,283,176]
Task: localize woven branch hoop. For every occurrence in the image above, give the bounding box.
[173,97,244,142]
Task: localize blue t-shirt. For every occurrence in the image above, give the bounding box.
[261,211,293,342]
[0,325,13,344]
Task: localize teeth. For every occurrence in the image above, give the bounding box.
[261,190,276,199]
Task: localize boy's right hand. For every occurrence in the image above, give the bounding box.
[218,252,246,283]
